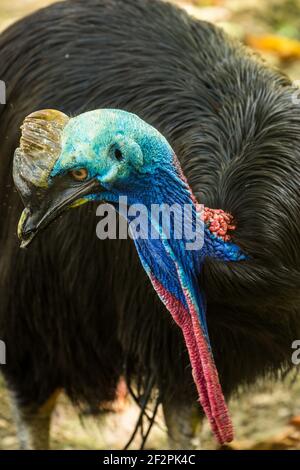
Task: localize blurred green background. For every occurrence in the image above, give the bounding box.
[0,0,300,451]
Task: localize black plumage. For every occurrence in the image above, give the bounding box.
[0,0,300,447]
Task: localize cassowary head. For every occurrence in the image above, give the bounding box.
[14,108,179,240]
[14,109,246,444]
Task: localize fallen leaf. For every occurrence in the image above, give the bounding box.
[246,35,300,60]
[290,416,300,428]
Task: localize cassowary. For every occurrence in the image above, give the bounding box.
[13,108,247,444]
[0,0,300,450]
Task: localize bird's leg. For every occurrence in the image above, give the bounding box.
[10,390,59,450]
[162,399,202,450]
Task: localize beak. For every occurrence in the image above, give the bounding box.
[18,178,100,248]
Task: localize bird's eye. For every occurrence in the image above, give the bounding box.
[70,168,88,181]
[114,148,123,161]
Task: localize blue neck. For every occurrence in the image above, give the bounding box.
[119,166,246,268]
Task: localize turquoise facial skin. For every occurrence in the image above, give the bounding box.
[51,109,176,203]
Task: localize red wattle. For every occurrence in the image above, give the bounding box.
[150,275,233,445]
[184,291,233,443]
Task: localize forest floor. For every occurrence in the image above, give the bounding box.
[1,0,300,451]
[1,374,300,450]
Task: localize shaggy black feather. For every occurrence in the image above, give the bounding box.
[0,0,300,422]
